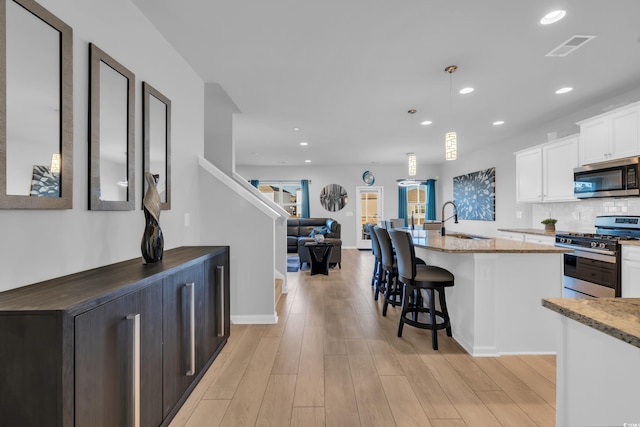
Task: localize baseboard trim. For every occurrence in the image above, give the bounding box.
[231,313,279,324]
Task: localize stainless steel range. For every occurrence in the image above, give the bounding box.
[555,216,640,298]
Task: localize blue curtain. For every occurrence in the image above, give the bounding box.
[425,179,436,221]
[398,186,408,227]
[250,179,259,188]
[301,179,310,218]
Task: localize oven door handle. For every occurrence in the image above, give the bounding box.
[554,243,616,257]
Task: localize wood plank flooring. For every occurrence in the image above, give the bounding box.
[171,249,556,427]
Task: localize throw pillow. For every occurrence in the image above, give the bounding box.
[308,226,329,237]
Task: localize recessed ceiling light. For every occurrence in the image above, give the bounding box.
[555,87,573,94]
[540,10,566,25]
[305,159,311,163]
[459,87,474,94]
[299,141,308,146]
[420,120,433,126]
[493,120,505,126]
[293,127,300,131]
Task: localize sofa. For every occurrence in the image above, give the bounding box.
[287,218,342,268]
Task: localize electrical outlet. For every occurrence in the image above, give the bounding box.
[516,211,523,219]
[184,213,191,227]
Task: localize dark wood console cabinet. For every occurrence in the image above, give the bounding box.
[0,246,230,427]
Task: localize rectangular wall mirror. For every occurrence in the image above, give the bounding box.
[0,0,73,209]
[143,82,171,210]
[89,43,135,211]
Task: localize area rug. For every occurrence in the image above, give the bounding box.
[287,255,300,272]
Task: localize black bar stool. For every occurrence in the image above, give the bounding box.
[388,229,454,350]
[365,223,383,292]
[373,225,401,316]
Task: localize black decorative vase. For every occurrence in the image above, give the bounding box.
[141,172,164,263]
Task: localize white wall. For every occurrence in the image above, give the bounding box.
[0,0,204,292]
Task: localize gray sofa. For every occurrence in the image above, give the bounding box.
[287,218,342,268]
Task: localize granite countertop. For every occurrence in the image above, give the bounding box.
[498,228,566,237]
[409,230,570,253]
[542,298,640,348]
[619,240,640,247]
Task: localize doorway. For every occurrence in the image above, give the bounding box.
[355,186,383,249]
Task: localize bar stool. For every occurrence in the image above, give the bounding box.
[365,223,383,292]
[373,225,401,316]
[388,229,454,350]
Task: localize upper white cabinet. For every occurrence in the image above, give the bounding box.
[515,134,579,203]
[577,101,640,165]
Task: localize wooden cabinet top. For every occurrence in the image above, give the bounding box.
[0,246,228,314]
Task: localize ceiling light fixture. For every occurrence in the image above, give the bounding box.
[293,127,300,131]
[299,141,308,146]
[407,153,417,177]
[555,87,573,94]
[493,120,505,126]
[445,65,458,161]
[459,87,474,94]
[304,159,311,163]
[540,10,566,25]
[420,120,432,126]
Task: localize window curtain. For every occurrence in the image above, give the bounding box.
[398,186,408,227]
[301,179,310,218]
[250,179,259,188]
[425,179,436,221]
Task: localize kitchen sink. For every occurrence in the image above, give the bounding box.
[446,232,490,240]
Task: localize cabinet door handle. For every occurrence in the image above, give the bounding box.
[217,266,225,337]
[186,282,196,376]
[126,314,140,427]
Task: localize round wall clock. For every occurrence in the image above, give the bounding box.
[362,170,375,186]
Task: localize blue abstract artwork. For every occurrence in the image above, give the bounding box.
[453,167,495,221]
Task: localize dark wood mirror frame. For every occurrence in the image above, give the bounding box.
[89,43,135,211]
[0,0,73,209]
[143,82,171,210]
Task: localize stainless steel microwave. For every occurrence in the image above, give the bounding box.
[574,157,640,198]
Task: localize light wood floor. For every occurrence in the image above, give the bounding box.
[170,249,556,427]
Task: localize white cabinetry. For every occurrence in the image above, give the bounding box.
[524,234,555,246]
[500,232,525,242]
[621,245,640,297]
[577,101,640,165]
[515,134,578,203]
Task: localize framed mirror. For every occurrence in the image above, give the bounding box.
[0,0,73,209]
[89,43,135,210]
[143,82,171,210]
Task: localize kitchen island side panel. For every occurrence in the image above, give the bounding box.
[415,248,563,356]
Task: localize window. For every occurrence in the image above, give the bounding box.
[257,181,301,217]
[406,184,426,226]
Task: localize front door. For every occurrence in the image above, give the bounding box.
[355,186,383,249]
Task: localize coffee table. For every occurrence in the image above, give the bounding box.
[304,242,334,275]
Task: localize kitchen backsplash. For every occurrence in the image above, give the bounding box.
[532,198,640,233]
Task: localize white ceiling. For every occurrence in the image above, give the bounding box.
[131,0,640,168]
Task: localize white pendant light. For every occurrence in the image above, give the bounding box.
[407,152,417,177]
[445,65,458,161]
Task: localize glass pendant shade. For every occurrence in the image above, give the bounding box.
[445,131,457,161]
[408,153,417,176]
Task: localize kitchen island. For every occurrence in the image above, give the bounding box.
[543,298,640,426]
[409,230,568,356]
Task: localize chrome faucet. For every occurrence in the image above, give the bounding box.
[440,201,458,236]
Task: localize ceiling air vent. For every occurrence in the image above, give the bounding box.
[545,35,596,57]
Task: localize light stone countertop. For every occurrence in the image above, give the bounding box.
[408,230,570,253]
[498,228,567,237]
[542,298,640,348]
[619,240,640,246]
